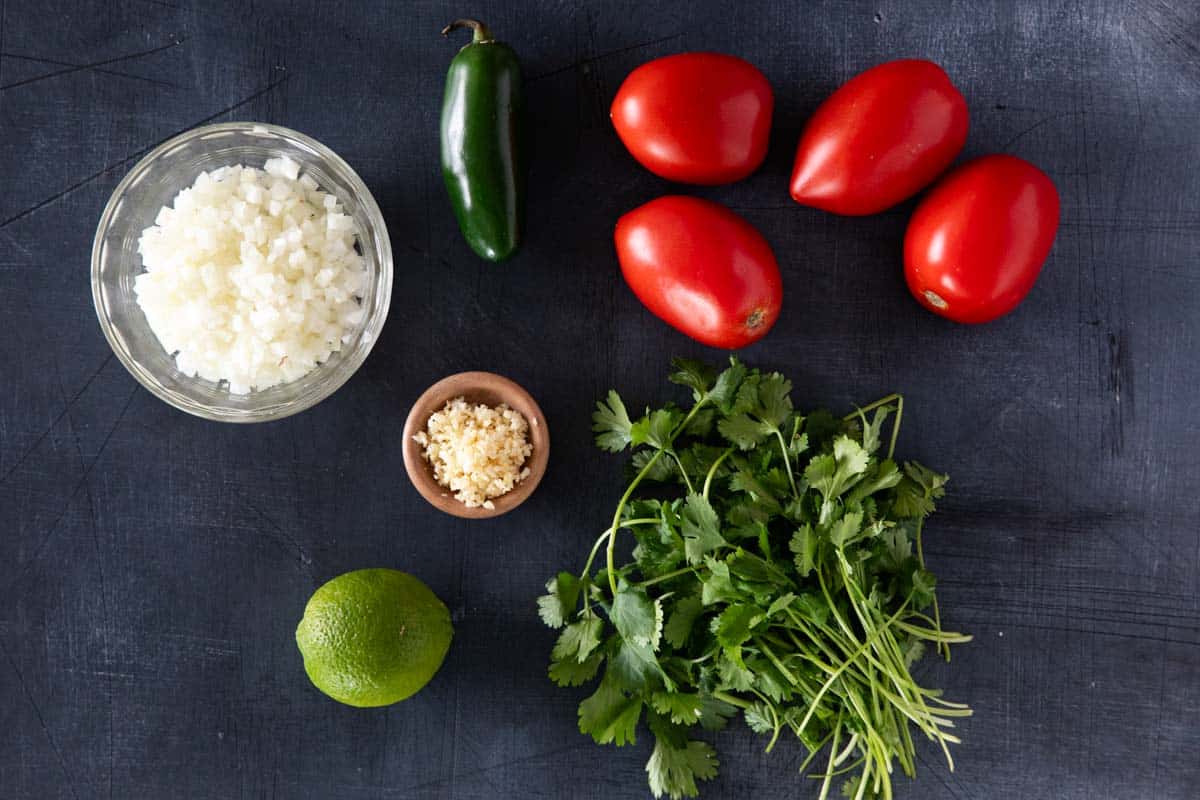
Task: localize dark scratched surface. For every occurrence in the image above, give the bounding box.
[2,1,1199,798]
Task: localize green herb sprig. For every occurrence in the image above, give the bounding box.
[539,359,971,799]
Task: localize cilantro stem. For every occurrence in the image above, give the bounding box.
[636,566,695,588]
[791,594,913,745]
[667,449,696,494]
[817,711,843,800]
[834,733,860,767]
[893,620,971,644]
[827,552,968,779]
[751,687,785,753]
[843,393,904,461]
[579,517,661,614]
[816,567,863,649]
[711,690,752,710]
[605,400,711,595]
[702,446,735,500]
[753,636,799,687]
[889,396,904,462]
[796,728,836,778]
[913,517,950,660]
[772,428,800,498]
[808,754,867,780]
[580,519,660,582]
[605,451,665,595]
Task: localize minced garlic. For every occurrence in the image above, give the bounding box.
[413,397,532,508]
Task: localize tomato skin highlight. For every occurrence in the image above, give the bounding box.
[904,154,1060,324]
[615,196,783,349]
[789,59,968,216]
[611,52,774,185]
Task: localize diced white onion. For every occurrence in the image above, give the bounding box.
[134,160,368,394]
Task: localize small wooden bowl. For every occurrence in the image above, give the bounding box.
[402,372,550,519]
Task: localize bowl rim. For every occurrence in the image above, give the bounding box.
[90,120,393,423]
[402,372,550,519]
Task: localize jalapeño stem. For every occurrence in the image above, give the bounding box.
[441,18,494,43]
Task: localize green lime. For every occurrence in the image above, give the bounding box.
[295,568,453,707]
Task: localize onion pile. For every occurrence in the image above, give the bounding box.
[135,157,367,394]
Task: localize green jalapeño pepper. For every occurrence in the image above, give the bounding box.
[440,19,524,262]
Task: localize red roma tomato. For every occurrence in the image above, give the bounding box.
[790,59,968,215]
[611,53,774,185]
[904,154,1060,323]
[615,196,782,349]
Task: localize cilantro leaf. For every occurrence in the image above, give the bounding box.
[728,469,782,513]
[788,429,809,459]
[731,374,760,415]
[717,413,772,450]
[750,656,791,703]
[891,462,947,519]
[766,592,797,619]
[611,585,662,649]
[793,592,831,626]
[790,524,817,577]
[804,454,837,497]
[833,436,871,486]
[853,403,895,455]
[801,408,840,448]
[710,359,747,413]
[905,461,949,494]
[537,572,581,629]
[715,603,764,650]
[754,372,794,428]
[631,447,678,483]
[631,518,685,577]
[910,568,937,609]
[743,702,774,734]
[646,738,719,800]
[902,636,926,667]
[829,510,864,548]
[847,459,902,505]
[716,652,755,691]
[578,679,642,746]
[680,493,726,564]
[650,691,706,725]
[551,614,604,663]
[549,649,603,687]
[725,494,772,528]
[663,594,704,649]
[696,695,737,731]
[700,557,740,606]
[891,479,935,518]
[879,521,914,571]
[646,709,689,749]
[726,549,792,588]
[669,358,716,399]
[678,444,732,483]
[593,391,635,452]
[683,407,716,438]
[609,635,668,692]
[644,408,683,450]
[720,372,792,447]
[805,436,870,519]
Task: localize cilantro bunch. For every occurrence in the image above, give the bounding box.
[539,359,971,800]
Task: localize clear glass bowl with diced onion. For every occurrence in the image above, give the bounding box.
[91,122,392,423]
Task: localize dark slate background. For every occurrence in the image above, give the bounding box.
[2,1,1198,798]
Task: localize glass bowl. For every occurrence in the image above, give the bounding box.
[91,121,392,423]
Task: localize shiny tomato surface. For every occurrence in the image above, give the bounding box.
[790,59,968,215]
[904,154,1060,323]
[611,52,774,185]
[615,196,782,348]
